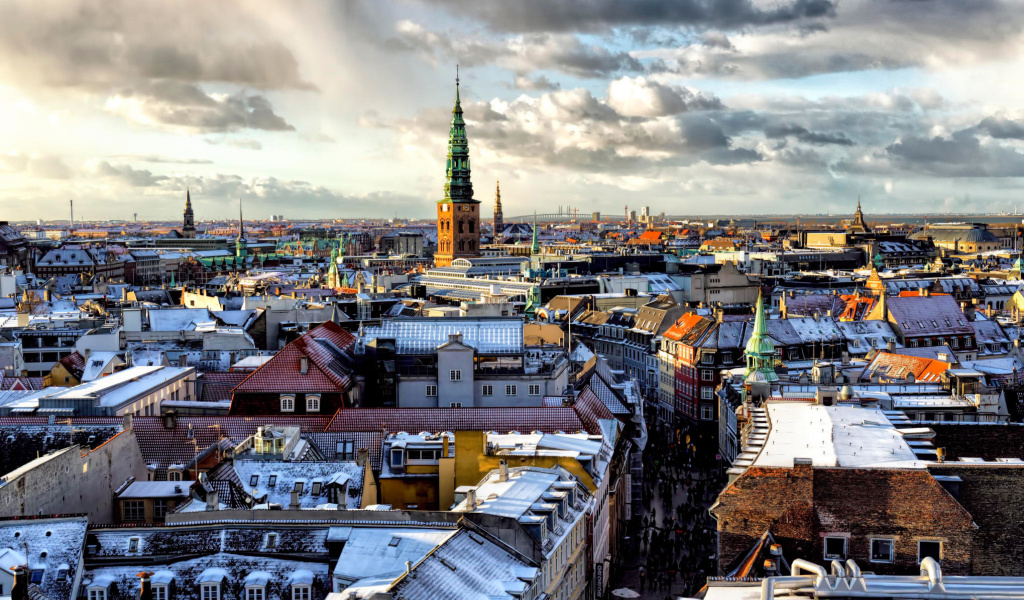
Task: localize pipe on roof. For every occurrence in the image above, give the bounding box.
[920,556,942,590]
[791,559,827,579]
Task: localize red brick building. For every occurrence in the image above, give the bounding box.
[229,322,358,415]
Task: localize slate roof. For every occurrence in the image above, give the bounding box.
[325,407,591,435]
[0,516,88,600]
[885,295,975,337]
[232,321,356,395]
[215,459,364,509]
[389,529,539,600]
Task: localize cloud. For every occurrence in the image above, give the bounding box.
[416,0,837,33]
[128,155,214,165]
[0,0,312,92]
[976,115,1024,140]
[83,160,168,186]
[764,123,854,146]
[388,21,648,78]
[606,75,723,117]
[0,152,73,179]
[206,138,264,150]
[513,74,561,90]
[104,81,294,132]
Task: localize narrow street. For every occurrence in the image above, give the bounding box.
[608,424,726,600]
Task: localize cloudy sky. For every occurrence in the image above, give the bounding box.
[4,0,1024,222]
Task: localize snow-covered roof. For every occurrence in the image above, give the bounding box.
[116,481,191,499]
[753,404,926,469]
[331,527,455,584]
[361,318,524,354]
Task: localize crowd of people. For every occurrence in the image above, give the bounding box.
[612,422,728,599]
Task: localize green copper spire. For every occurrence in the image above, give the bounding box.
[443,66,474,203]
[531,212,540,255]
[744,290,778,384]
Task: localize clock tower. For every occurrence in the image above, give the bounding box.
[435,68,481,267]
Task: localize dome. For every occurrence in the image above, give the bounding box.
[909,223,999,243]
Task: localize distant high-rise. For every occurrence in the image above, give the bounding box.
[434,68,481,267]
[182,189,196,238]
[493,181,504,238]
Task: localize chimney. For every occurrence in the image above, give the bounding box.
[442,434,450,459]
[936,447,946,463]
[162,410,178,430]
[498,459,509,482]
[465,487,477,512]
[84,348,92,359]
[300,356,309,374]
[10,565,27,600]
[206,490,218,511]
[405,561,413,576]
[356,448,369,467]
[137,572,154,600]
[886,340,895,351]
[290,489,300,510]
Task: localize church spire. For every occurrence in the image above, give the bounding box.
[182,188,196,238]
[531,212,540,255]
[443,65,473,203]
[744,290,778,384]
[493,180,504,236]
[235,198,247,259]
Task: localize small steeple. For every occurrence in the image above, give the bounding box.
[235,198,247,259]
[744,290,778,384]
[493,180,504,236]
[531,212,540,255]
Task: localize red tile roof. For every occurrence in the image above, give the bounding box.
[863,351,950,383]
[232,321,356,395]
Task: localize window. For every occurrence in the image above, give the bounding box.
[529,384,541,396]
[702,354,714,364]
[701,388,714,400]
[919,540,942,563]
[702,370,714,381]
[168,469,182,482]
[250,475,260,487]
[389,536,401,547]
[123,501,145,521]
[201,584,220,600]
[292,586,311,600]
[449,402,462,408]
[246,588,265,600]
[700,405,714,421]
[336,440,354,460]
[30,570,44,584]
[426,385,437,397]
[294,481,304,494]
[450,370,462,381]
[88,589,107,600]
[267,533,278,548]
[153,500,168,519]
[153,586,168,600]
[870,538,894,563]
[481,385,493,396]
[280,394,295,412]
[390,449,404,468]
[951,338,959,349]
[311,482,322,496]
[56,568,69,583]
[268,475,278,487]
[824,537,847,560]
[506,385,518,396]
[306,395,320,412]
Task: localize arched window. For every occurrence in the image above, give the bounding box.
[459,240,465,251]
[468,220,475,233]
[458,219,464,234]
[469,240,476,251]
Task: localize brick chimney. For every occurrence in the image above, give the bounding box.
[10,565,28,600]
[289,489,300,510]
[138,572,154,600]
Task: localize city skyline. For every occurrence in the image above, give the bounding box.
[4,0,1024,220]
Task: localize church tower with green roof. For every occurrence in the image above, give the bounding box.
[434,67,481,267]
[744,290,778,385]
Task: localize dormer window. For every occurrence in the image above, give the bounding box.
[267,533,278,549]
[201,583,221,600]
[30,569,44,584]
[56,567,69,582]
[153,586,168,600]
[311,482,322,496]
[390,449,404,469]
[250,475,260,487]
[168,469,183,482]
[268,475,277,487]
[128,537,140,553]
[306,394,320,412]
[246,588,265,600]
[280,395,295,412]
[292,586,311,600]
[294,481,304,494]
[88,589,108,600]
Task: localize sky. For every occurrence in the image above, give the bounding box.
[3,0,1024,222]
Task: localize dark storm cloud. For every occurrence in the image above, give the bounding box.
[110,81,295,132]
[840,129,1024,177]
[764,124,854,146]
[976,116,1024,140]
[416,0,836,33]
[512,74,562,91]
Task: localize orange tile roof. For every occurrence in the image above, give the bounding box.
[864,351,950,383]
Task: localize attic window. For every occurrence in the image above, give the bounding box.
[30,570,44,584]
[56,567,69,582]
[388,536,401,547]
[266,533,278,549]
[268,475,277,487]
[128,537,140,552]
[294,481,304,494]
[250,475,259,487]
[311,482,322,496]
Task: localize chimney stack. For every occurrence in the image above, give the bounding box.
[498,459,509,482]
[206,490,218,511]
[465,487,477,512]
[11,565,28,600]
[356,448,369,467]
[138,572,154,600]
[290,489,300,510]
